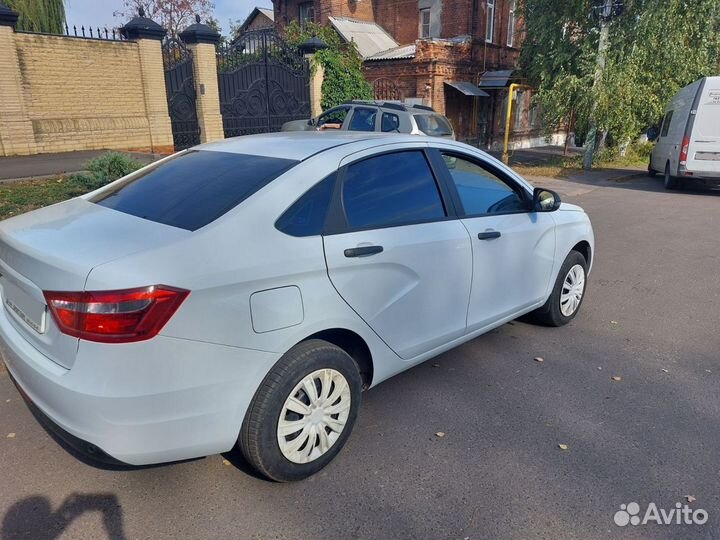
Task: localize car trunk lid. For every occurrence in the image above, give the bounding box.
[0,198,189,369]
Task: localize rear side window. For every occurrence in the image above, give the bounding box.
[348,107,378,131]
[660,110,674,137]
[342,151,446,229]
[414,114,453,136]
[92,151,297,231]
[381,112,400,132]
[275,174,336,237]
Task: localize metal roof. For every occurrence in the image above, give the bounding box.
[365,44,417,61]
[478,70,515,88]
[444,81,490,96]
[328,17,399,59]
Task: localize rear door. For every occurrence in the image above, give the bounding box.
[688,78,720,174]
[430,148,556,332]
[323,146,472,360]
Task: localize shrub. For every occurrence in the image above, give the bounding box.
[70,152,143,192]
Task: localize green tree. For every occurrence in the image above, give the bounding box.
[7,0,66,34]
[520,0,720,155]
[284,21,373,110]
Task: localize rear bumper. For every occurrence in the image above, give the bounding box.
[0,304,279,466]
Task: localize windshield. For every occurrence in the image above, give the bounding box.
[92,150,298,231]
[414,114,454,137]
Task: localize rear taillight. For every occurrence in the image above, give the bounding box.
[679,135,690,165]
[43,285,189,343]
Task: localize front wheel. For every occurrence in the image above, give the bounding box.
[239,339,362,482]
[530,251,588,327]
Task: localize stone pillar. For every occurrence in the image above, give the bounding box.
[0,4,37,156]
[121,11,174,154]
[299,37,328,118]
[180,17,223,143]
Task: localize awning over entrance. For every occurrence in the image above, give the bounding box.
[477,70,514,89]
[444,81,490,97]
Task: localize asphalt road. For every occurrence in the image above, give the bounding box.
[1,173,719,540]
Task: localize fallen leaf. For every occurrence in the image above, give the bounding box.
[612,376,622,382]
[432,363,440,368]
[661,369,669,373]
[534,357,544,363]
[435,432,446,438]
[5,399,10,403]
[558,444,569,450]
[706,370,712,374]
[6,433,15,439]
[222,459,231,466]
[610,320,619,325]
[597,366,603,370]
[686,495,696,503]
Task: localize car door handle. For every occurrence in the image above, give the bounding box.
[344,245,384,258]
[477,231,501,240]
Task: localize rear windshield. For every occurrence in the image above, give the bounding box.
[414,114,453,137]
[92,151,298,231]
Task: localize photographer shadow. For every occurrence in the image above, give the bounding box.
[2,493,126,540]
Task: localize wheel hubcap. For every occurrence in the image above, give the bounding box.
[560,264,586,317]
[277,368,351,464]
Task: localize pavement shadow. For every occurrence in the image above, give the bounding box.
[562,172,720,197]
[1,494,126,540]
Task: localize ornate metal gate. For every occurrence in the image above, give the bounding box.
[162,37,200,149]
[217,30,311,137]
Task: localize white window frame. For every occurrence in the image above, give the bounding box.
[485,0,495,43]
[419,8,431,39]
[298,2,315,26]
[507,0,516,47]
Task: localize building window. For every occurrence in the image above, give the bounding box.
[419,8,431,38]
[507,0,516,47]
[299,2,315,26]
[485,0,495,43]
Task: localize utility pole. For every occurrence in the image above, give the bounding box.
[583,0,615,170]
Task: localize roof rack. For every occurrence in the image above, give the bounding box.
[342,100,437,113]
[411,104,435,112]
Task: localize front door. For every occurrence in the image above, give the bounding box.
[323,148,472,360]
[433,150,556,332]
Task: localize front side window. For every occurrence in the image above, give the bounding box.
[276,173,335,237]
[317,106,349,129]
[93,151,298,231]
[414,114,453,137]
[342,151,446,229]
[441,153,527,216]
[381,112,400,132]
[419,8,431,38]
[660,110,674,137]
[485,0,495,43]
[507,0,516,47]
[348,107,378,132]
[298,2,315,26]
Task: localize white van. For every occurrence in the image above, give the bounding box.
[649,76,720,189]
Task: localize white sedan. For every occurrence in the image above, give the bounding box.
[0,133,594,481]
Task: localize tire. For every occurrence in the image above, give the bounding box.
[664,162,678,190]
[530,250,588,327]
[239,339,362,482]
[648,158,657,178]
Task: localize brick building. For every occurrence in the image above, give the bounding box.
[273,0,558,148]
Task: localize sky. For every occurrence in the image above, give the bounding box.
[64,0,272,35]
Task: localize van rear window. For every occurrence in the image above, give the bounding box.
[414,114,453,137]
[92,151,298,231]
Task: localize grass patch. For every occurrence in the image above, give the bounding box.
[0,176,89,221]
[511,156,583,179]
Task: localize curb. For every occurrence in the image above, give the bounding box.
[0,171,86,184]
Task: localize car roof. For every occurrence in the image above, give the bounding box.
[196,131,425,161]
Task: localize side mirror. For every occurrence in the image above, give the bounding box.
[646,126,658,142]
[533,187,561,212]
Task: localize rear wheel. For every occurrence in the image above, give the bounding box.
[530,250,588,327]
[239,339,362,482]
[664,162,678,190]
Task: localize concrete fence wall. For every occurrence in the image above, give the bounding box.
[0,23,174,156]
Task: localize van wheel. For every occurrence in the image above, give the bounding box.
[664,162,678,190]
[239,339,362,482]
